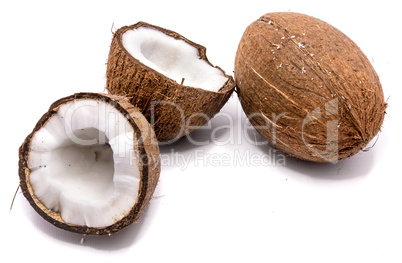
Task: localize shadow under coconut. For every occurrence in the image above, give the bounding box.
[157,115,231,173]
[22,195,157,250]
[247,127,375,180]
[281,150,375,180]
[159,113,231,154]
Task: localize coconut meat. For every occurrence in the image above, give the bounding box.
[28,99,140,228]
[122,27,229,92]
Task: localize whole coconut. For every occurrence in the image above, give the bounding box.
[235,12,386,162]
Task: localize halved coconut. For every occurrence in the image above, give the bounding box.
[18,93,160,235]
[106,22,235,142]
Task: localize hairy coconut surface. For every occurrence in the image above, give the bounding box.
[18,93,160,235]
[106,21,235,143]
[235,12,387,162]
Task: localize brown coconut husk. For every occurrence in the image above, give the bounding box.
[18,93,161,235]
[235,12,387,162]
[106,22,235,143]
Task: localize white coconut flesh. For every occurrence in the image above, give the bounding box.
[28,99,140,228]
[122,26,229,92]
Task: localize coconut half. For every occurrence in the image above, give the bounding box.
[106,22,235,142]
[18,93,160,235]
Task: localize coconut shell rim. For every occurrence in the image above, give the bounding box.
[114,21,235,95]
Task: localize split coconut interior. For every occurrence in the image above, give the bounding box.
[28,99,140,228]
[122,26,228,92]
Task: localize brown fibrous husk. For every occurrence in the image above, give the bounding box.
[235,12,387,162]
[18,92,161,235]
[106,21,236,143]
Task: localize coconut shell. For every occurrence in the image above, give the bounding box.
[106,21,235,142]
[18,92,161,235]
[235,12,387,162]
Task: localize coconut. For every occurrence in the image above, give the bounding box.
[235,12,387,162]
[18,93,160,235]
[106,21,235,143]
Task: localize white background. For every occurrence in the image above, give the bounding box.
[1,0,401,262]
